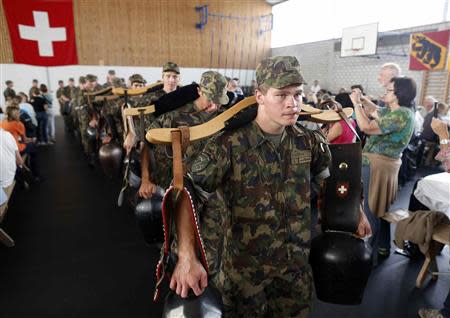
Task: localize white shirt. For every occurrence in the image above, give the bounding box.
[310,84,321,95]
[20,102,38,126]
[414,110,425,135]
[0,129,18,188]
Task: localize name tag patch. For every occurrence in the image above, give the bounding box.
[291,150,311,165]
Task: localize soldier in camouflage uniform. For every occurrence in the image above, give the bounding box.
[123,62,181,155]
[56,80,70,130]
[134,62,181,197]
[78,74,101,164]
[170,56,371,317]
[3,80,16,103]
[136,71,228,248]
[99,77,127,144]
[102,69,117,88]
[69,76,86,137]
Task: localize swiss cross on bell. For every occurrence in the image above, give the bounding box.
[336,182,349,199]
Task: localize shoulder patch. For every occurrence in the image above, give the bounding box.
[191,153,210,173]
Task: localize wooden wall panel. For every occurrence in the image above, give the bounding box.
[0,0,272,68]
[0,3,13,63]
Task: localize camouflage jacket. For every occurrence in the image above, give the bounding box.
[130,88,166,131]
[56,87,65,100]
[148,102,217,189]
[188,121,331,274]
[3,87,15,100]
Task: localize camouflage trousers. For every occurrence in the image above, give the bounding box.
[211,247,313,318]
[78,107,93,154]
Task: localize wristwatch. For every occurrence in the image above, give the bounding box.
[440,139,449,145]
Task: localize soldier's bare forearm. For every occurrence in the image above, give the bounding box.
[176,192,197,259]
[140,143,151,181]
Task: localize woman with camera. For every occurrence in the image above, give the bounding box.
[351,77,416,262]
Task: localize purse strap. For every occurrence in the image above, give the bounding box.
[338,109,361,141]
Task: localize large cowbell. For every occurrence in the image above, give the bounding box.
[163,285,223,318]
[98,142,123,178]
[309,142,372,305]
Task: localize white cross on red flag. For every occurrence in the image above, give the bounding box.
[2,0,78,66]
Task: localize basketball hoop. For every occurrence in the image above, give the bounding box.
[341,23,378,57]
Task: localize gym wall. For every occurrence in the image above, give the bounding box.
[272,21,450,105]
[0,0,272,69]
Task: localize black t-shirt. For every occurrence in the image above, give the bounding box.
[31,96,47,112]
[421,111,438,142]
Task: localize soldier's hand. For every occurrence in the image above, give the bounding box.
[169,256,208,298]
[356,205,372,238]
[101,135,112,144]
[123,132,136,155]
[89,118,98,128]
[138,180,156,199]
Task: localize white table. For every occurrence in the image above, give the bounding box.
[414,172,450,217]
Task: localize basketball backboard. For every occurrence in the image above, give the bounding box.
[341,23,378,57]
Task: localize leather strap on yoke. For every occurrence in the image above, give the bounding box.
[171,131,183,190]
[171,127,190,190]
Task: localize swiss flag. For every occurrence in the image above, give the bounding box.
[2,0,78,66]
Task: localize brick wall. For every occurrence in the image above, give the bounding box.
[272,22,450,103]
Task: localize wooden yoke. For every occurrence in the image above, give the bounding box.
[85,86,113,97]
[112,82,163,96]
[146,96,353,145]
[94,95,119,103]
[147,96,257,145]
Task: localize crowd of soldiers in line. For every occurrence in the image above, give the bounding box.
[54,63,251,205]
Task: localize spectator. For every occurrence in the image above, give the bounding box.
[30,87,49,145]
[0,105,29,153]
[310,79,321,95]
[232,77,244,95]
[321,101,357,144]
[3,80,15,102]
[40,84,55,143]
[414,105,428,135]
[0,128,23,188]
[28,79,39,99]
[249,79,257,96]
[0,105,40,182]
[224,78,244,109]
[417,118,450,318]
[17,92,37,126]
[423,95,437,113]
[377,63,401,88]
[419,102,449,166]
[437,102,450,126]
[352,76,416,261]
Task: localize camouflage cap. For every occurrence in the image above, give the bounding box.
[199,71,229,105]
[79,76,86,84]
[86,74,98,82]
[129,73,146,84]
[256,56,304,89]
[108,69,116,75]
[162,62,180,74]
[112,77,123,88]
